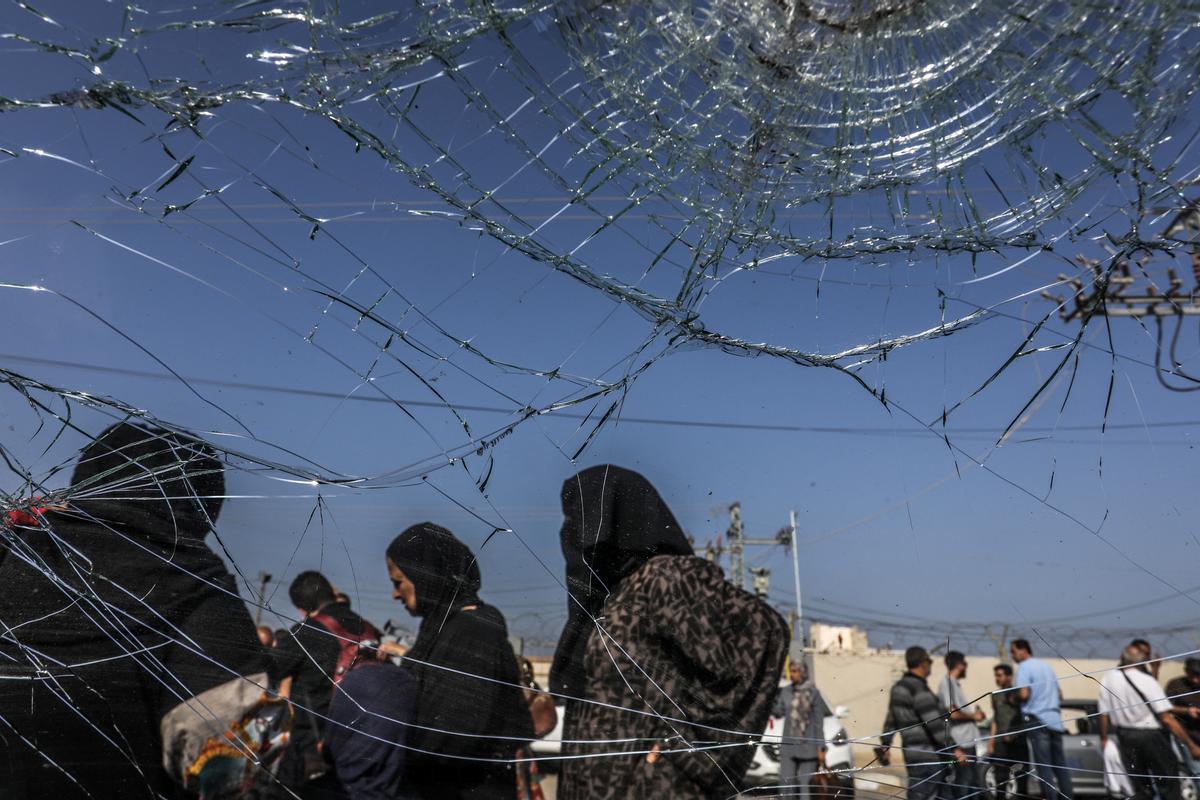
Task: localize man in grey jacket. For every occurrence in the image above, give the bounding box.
[772,655,831,799]
[879,646,966,800]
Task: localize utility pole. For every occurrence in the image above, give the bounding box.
[726,504,809,673]
[788,510,805,649]
[727,502,785,590]
[1043,197,1200,324]
[728,503,745,590]
[254,570,271,626]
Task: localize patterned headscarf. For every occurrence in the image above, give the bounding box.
[549,465,693,699]
[790,675,816,733]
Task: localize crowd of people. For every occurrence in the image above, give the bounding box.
[3,422,1199,800]
[0,425,789,800]
[876,639,1200,800]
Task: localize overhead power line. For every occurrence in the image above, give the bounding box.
[4,351,1200,437]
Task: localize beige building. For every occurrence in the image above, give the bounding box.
[810,623,870,654]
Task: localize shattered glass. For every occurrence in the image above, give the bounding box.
[2,0,1200,797]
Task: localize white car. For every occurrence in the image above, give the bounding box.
[528,703,853,786]
[744,705,854,786]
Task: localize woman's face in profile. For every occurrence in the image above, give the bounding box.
[387,557,419,615]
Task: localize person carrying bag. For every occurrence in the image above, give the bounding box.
[1098,646,1200,800]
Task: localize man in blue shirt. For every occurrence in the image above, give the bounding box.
[1011,639,1074,800]
[326,660,418,800]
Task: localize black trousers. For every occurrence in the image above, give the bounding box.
[1117,728,1181,800]
[991,738,1029,800]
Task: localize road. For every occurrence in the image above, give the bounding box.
[532,771,909,799]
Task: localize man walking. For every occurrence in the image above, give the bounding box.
[1098,645,1200,800]
[1010,638,1073,800]
[270,571,381,798]
[989,664,1028,800]
[773,655,831,799]
[879,646,965,800]
[937,651,985,798]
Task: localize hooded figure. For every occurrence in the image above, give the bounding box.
[0,422,264,799]
[385,523,533,800]
[549,464,697,699]
[551,465,790,800]
[771,653,833,800]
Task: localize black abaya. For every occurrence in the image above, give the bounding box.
[0,423,264,798]
[386,523,534,799]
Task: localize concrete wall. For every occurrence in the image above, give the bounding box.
[528,650,1187,766]
[808,651,1185,747]
[814,651,1186,767]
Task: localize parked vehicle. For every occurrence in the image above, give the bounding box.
[744,704,854,787]
[529,703,853,787]
[983,700,1198,799]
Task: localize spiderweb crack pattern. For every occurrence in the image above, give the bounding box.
[1,0,1200,797]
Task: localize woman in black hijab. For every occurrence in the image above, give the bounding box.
[0,421,264,798]
[549,464,697,702]
[385,523,533,799]
[550,465,790,800]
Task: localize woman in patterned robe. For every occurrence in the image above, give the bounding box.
[549,465,790,800]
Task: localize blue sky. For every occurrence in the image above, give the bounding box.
[2,1,1199,657]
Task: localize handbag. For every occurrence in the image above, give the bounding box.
[160,672,294,798]
[516,656,558,739]
[810,768,854,800]
[526,686,559,739]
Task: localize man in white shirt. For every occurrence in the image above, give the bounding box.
[937,651,985,798]
[1098,645,1200,800]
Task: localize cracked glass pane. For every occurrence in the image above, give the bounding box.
[2,1,1200,798]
